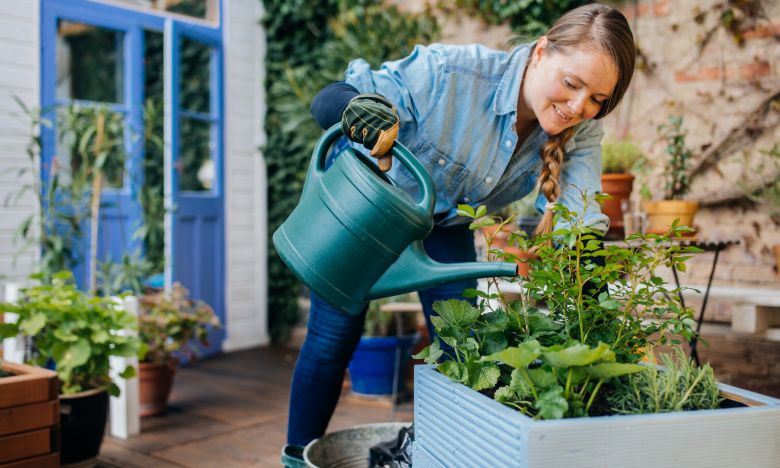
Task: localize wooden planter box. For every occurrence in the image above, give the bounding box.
[0,362,60,467]
[414,364,780,468]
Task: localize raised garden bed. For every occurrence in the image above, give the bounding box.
[0,361,60,467]
[414,364,780,468]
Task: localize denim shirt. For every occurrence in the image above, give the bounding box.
[344,42,609,232]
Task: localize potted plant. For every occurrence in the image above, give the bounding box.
[0,271,141,465]
[601,138,643,239]
[347,295,420,396]
[643,115,699,235]
[136,283,220,416]
[412,198,780,466]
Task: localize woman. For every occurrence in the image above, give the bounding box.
[282,4,635,465]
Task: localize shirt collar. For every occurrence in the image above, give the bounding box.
[494,43,534,116]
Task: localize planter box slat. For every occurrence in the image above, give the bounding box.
[0,428,52,464]
[0,363,58,409]
[415,365,780,468]
[0,451,59,468]
[0,400,59,437]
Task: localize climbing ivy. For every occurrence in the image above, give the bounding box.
[262,0,438,342]
[438,0,590,36]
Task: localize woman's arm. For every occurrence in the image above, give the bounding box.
[309,81,359,130]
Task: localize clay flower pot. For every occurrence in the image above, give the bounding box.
[642,200,699,236]
[601,173,635,239]
[139,359,178,416]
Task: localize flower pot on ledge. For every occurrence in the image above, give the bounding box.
[139,359,178,416]
[643,199,699,235]
[601,173,634,239]
[414,364,780,467]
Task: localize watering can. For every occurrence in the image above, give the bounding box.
[272,125,518,315]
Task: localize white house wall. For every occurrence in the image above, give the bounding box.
[222,0,269,350]
[0,0,40,298]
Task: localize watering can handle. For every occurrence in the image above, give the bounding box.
[308,124,435,216]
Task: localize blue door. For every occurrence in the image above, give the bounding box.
[164,20,225,356]
[41,0,226,355]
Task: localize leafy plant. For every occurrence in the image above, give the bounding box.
[137,283,221,365]
[416,193,703,419]
[658,115,693,200]
[601,139,643,174]
[96,250,154,297]
[0,271,141,395]
[607,347,722,414]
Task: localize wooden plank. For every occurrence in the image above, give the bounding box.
[0,451,59,468]
[0,400,58,436]
[0,428,51,464]
[0,363,58,409]
[720,389,767,407]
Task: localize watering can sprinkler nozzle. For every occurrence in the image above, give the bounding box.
[272,124,518,315]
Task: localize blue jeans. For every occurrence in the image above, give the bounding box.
[286,222,477,446]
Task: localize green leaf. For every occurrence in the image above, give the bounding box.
[542,342,615,368]
[475,205,487,218]
[533,386,568,420]
[494,385,517,404]
[527,367,558,388]
[483,340,541,369]
[437,360,466,384]
[108,383,121,397]
[467,362,500,391]
[432,299,481,329]
[20,313,47,335]
[509,369,534,397]
[54,339,91,368]
[413,339,443,364]
[585,362,646,379]
[119,365,136,379]
[0,322,19,338]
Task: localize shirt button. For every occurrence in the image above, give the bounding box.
[485,177,493,184]
[462,197,470,203]
[505,140,512,148]
[438,158,446,166]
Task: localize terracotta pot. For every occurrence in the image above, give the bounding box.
[601,173,635,239]
[480,224,513,250]
[773,245,780,277]
[642,200,699,236]
[503,245,535,277]
[139,360,177,417]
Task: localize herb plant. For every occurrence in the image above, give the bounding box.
[601,139,643,174]
[415,193,703,419]
[607,348,722,414]
[658,115,694,200]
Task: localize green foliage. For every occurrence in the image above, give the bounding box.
[416,192,703,419]
[601,138,643,174]
[607,348,722,414]
[263,0,439,342]
[438,0,590,36]
[0,271,141,395]
[658,115,693,200]
[739,144,780,223]
[96,250,154,297]
[137,283,221,365]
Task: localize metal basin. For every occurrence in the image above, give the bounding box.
[303,422,411,468]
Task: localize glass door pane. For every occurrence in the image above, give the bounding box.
[56,20,123,103]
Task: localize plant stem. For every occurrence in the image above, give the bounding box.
[585,379,604,413]
[88,111,106,295]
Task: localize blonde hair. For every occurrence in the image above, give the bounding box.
[533,4,636,236]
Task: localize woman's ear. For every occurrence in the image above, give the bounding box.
[533,36,549,66]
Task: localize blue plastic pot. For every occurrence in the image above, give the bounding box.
[348,334,419,396]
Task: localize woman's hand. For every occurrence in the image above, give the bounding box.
[341,93,399,171]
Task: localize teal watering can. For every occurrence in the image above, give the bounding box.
[272,125,518,315]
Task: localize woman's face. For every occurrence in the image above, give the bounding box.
[522,37,619,135]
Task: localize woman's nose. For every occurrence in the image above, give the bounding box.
[568,93,586,116]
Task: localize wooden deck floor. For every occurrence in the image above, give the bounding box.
[97,346,414,467]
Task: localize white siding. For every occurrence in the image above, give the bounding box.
[222,0,269,350]
[0,0,39,298]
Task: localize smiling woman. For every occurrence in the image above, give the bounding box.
[282,4,637,465]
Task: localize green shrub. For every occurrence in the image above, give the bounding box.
[601,139,643,174]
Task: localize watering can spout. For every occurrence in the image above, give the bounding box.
[365,240,518,300]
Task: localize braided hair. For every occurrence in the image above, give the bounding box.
[532,4,636,236]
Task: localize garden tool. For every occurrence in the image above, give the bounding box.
[272,124,517,316]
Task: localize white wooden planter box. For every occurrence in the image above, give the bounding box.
[413,364,780,468]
